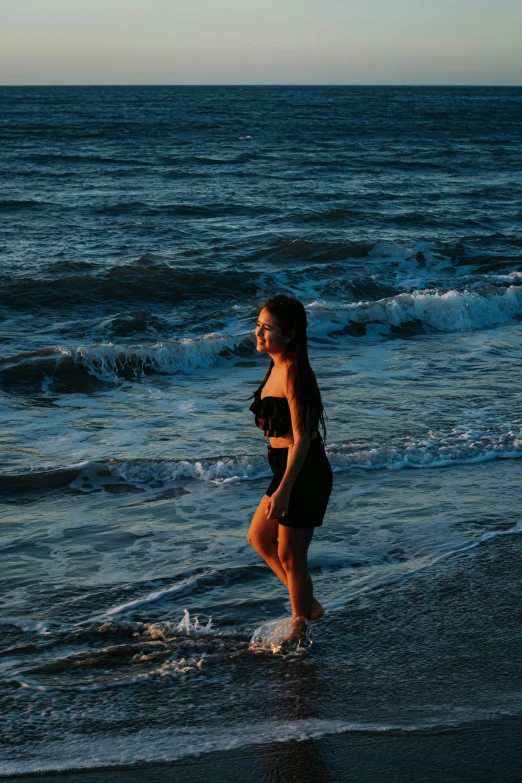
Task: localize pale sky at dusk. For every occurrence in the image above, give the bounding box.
[1,0,521,85]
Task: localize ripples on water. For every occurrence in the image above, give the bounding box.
[1,86,522,775]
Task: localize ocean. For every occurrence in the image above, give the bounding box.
[1,85,522,776]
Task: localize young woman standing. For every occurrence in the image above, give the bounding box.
[247,295,333,631]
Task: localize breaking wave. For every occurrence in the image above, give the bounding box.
[2,419,521,494]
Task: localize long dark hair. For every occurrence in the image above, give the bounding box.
[256,294,327,441]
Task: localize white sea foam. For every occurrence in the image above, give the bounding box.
[102,577,218,618]
[326,420,522,472]
[26,284,522,390]
[102,422,522,488]
[54,331,252,382]
[10,653,206,694]
[308,285,522,333]
[104,454,270,486]
[6,418,522,499]
[490,271,522,283]
[30,420,522,496]
[0,711,511,776]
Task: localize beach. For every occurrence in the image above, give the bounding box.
[7,715,522,782]
[1,85,522,778]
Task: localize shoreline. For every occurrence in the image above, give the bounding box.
[5,715,521,783]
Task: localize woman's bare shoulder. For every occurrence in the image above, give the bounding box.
[285,365,298,393]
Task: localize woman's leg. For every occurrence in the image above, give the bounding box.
[247,494,288,585]
[247,498,324,618]
[277,526,315,619]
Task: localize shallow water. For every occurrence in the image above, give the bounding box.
[1,85,522,775]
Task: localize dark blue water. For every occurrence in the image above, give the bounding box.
[1,86,522,775]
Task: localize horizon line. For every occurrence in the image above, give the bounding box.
[1,83,521,88]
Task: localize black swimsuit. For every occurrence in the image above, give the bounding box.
[249,388,333,528]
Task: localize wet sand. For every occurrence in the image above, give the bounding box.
[6,715,520,783]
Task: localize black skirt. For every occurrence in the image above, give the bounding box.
[265,437,333,528]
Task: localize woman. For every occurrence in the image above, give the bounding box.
[247,294,333,631]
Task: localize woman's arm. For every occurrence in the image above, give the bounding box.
[265,370,311,520]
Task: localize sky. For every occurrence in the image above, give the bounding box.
[1,0,521,86]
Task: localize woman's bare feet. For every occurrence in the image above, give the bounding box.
[284,616,309,643]
[311,597,325,620]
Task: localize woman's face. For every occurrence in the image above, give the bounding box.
[255,308,288,356]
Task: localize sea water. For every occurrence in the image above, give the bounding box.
[1,85,522,775]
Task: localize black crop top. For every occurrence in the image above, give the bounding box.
[249,389,292,438]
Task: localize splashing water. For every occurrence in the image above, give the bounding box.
[249,617,313,655]
[148,609,214,641]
